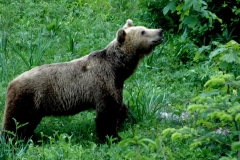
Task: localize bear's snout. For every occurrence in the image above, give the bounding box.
[158,29,164,43]
[152,29,164,45]
[159,29,163,36]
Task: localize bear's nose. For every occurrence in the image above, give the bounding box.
[159,29,163,35]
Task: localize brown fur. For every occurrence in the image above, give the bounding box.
[1,19,164,142]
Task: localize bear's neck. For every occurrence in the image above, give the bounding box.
[105,42,143,81]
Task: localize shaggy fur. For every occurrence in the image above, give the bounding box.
[1,19,164,141]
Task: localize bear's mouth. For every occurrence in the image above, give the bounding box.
[152,38,164,44]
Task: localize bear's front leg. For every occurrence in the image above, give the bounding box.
[117,104,129,128]
[95,99,120,142]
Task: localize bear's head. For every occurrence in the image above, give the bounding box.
[117,19,164,57]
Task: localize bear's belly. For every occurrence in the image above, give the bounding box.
[42,102,95,116]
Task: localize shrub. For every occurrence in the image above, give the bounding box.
[161,40,240,159]
[142,0,240,44]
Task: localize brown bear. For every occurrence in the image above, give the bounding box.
[1,19,164,142]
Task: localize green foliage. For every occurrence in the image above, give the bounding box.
[167,29,199,64]
[232,141,240,151]
[143,0,240,44]
[216,28,238,44]
[162,72,240,158]
[0,120,31,159]
[160,40,240,159]
[119,125,174,160]
[0,28,8,82]
[163,0,222,31]
[0,136,30,159]
[139,0,179,31]
[11,32,52,69]
[210,40,240,76]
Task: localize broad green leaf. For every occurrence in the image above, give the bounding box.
[235,113,240,121]
[218,18,223,23]
[171,132,182,141]
[208,16,213,24]
[193,0,201,11]
[220,113,233,122]
[219,61,232,70]
[200,0,207,5]
[179,23,183,30]
[199,45,211,53]
[46,20,56,30]
[226,40,239,46]
[177,10,182,15]
[209,48,227,59]
[162,128,176,135]
[204,78,225,87]
[190,140,202,150]
[194,45,211,61]
[212,41,221,46]
[231,142,240,150]
[180,14,185,20]
[182,16,199,28]
[194,51,200,61]
[220,50,240,63]
[176,3,184,11]
[184,0,194,10]
[183,9,190,16]
[201,9,208,18]
[209,12,222,23]
[163,2,176,15]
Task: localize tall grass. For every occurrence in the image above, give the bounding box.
[124,77,166,122]
[0,28,8,82]
[11,31,52,69]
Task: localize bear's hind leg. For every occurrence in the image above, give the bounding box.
[1,104,24,139]
[2,115,42,140]
[19,116,42,140]
[1,114,16,139]
[2,109,42,140]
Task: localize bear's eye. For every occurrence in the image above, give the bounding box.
[141,30,146,35]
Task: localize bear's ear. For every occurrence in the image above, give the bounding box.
[117,29,126,44]
[123,19,134,29]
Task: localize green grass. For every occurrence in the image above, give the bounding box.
[0,0,238,159]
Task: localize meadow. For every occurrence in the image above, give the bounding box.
[0,0,239,159]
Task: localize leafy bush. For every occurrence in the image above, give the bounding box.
[119,125,174,160]
[142,0,240,44]
[139,0,179,31]
[167,30,199,65]
[161,40,240,159]
[209,40,240,76]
